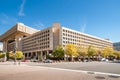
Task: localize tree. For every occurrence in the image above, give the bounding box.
[16,51,24,59]
[113,51,120,60]
[95,49,102,61]
[102,46,114,59]
[0,52,5,59]
[9,51,15,60]
[65,44,78,61]
[15,51,24,65]
[77,46,87,61]
[52,45,64,60]
[87,45,96,61]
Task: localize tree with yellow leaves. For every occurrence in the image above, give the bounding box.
[113,51,120,60]
[102,46,114,58]
[87,45,97,61]
[77,46,87,61]
[15,51,24,65]
[65,44,78,61]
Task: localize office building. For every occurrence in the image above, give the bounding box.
[113,42,120,51]
[0,23,113,59]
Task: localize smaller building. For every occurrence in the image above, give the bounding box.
[0,44,3,51]
[113,42,120,51]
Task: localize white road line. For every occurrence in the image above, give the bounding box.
[38,66,120,77]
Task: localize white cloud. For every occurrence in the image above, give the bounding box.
[0,13,17,25]
[18,0,26,16]
[80,17,87,33]
[80,23,86,33]
[34,21,45,30]
[0,13,9,24]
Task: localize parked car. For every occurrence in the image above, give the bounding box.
[43,59,53,63]
[31,59,39,62]
[101,58,109,61]
[22,59,31,62]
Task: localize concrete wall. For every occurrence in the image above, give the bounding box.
[52,23,60,49]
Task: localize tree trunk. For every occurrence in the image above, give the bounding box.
[71,56,73,62]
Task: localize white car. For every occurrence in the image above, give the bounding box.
[43,59,53,63]
[101,58,109,61]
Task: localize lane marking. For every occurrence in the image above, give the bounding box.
[37,66,120,77]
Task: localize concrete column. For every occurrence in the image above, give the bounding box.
[37,51,40,61]
[15,35,23,51]
[35,52,37,58]
[3,40,7,62]
[44,51,46,60]
[44,51,49,59]
[3,40,7,52]
[27,53,29,58]
[40,51,43,61]
[46,50,49,59]
[47,50,49,55]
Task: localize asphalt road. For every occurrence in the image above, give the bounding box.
[26,62,120,74]
[0,63,120,80]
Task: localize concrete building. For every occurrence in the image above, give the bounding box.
[113,42,120,51]
[0,43,3,51]
[0,23,113,59]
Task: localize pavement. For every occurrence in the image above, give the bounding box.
[26,61,120,74]
[0,62,120,80]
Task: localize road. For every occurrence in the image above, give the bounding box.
[26,61,120,74]
[0,64,119,80]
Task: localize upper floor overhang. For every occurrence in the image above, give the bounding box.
[0,23,38,42]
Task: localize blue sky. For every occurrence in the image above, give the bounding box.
[0,0,120,43]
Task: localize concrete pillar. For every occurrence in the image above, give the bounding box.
[44,51,46,60]
[35,52,37,57]
[3,40,7,52]
[46,50,49,59]
[3,40,7,61]
[15,35,23,51]
[37,51,40,61]
[47,50,49,55]
[27,53,29,58]
[40,51,43,61]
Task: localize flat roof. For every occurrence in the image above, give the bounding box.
[62,27,112,43]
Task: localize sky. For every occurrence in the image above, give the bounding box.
[0,0,120,47]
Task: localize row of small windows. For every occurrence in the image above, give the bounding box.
[62,37,111,46]
[62,29,110,44]
[63,29,81,35]
[23,45,50,51]
[23,30,50,40]
[63,29,93,39]
[23,34,50,42]
[38,30,50,35]
[22,41,50,48]
[37,38,49,42]
[113,43,120,46]
[35,34,49,38]
[22,38,49,46]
